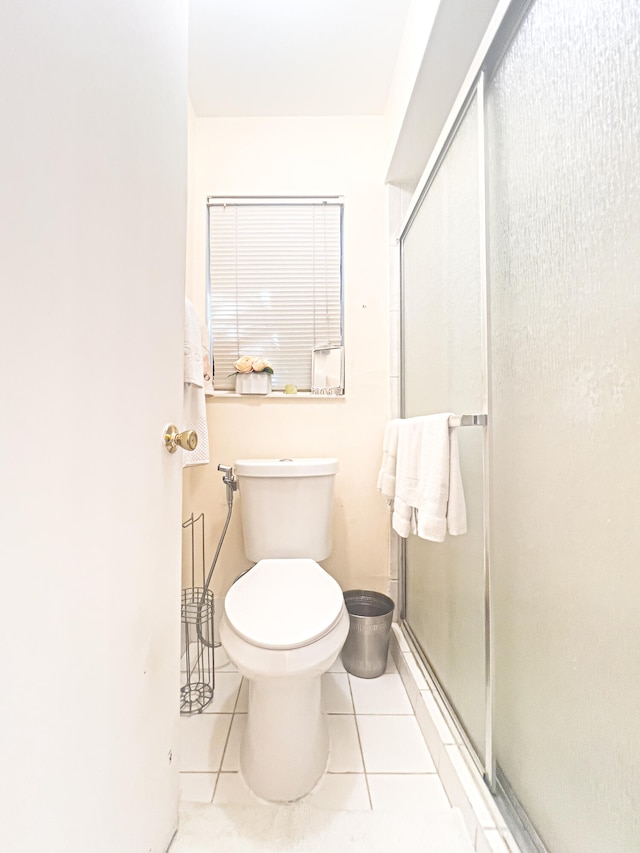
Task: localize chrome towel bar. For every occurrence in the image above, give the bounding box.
[448,414,488,427]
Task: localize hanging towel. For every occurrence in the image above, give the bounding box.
[442,425,467,537]
[376,418,402,499]
[393,416,429,538]
[378,414,467,542]
[183,298,210,467]
[201,322,214,397]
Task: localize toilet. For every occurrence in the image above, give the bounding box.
[219,457,349,802]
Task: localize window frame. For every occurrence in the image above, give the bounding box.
[206,196,345,394]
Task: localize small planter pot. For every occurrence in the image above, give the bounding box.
[235,372,272,395]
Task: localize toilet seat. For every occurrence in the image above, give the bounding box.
[224,558,344,650]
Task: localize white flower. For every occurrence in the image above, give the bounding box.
[232,355,274,375]
[234,355,255,373]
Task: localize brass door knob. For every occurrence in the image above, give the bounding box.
[163,424,198,453]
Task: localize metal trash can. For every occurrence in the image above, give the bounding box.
[341,590,395,678]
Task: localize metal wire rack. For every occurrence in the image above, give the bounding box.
[180,513,215,714]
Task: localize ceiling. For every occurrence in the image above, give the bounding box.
[188,0,414,117]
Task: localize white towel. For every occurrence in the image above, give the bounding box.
[443,427,467,537]
[376,418,402,499]
[182,298,210,467]
[201,323,214,397]
[184,298,203,386]
[378,415,467,542]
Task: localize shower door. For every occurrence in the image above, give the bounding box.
[486,1,640,850]
[401,92,487,763]
[401,0,640,849]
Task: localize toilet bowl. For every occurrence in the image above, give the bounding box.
[220,558,349,802]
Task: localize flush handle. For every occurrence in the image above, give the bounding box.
[163,424,198,453]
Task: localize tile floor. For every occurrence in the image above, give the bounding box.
[178,647,454,816]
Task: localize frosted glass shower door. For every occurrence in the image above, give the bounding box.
[401,94,487,761]
[487,1,640,850]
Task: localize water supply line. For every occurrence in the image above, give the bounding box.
[198,463,237,649]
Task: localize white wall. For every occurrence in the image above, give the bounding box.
[385,0,502,190]
[184,116,392,597]
[383,0,441,170]
[0,3,187,851]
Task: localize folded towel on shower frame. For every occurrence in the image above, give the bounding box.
[377,414,467,542]
[377,418,402,499]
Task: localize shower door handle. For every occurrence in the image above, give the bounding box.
[163,424,198,453]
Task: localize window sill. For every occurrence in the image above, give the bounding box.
[208,391,346,400]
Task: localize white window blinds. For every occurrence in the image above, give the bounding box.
[208,198,343,392]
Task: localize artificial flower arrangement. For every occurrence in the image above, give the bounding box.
[231,355,274,376]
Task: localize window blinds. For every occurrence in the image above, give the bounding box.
[208,199,343,391]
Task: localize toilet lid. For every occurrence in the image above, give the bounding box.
[224,559,345,650]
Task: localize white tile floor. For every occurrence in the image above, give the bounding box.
[178,648,452,816]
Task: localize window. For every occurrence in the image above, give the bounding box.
[207,197,344,393]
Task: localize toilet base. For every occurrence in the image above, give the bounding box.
[241,675,328,802]
[220,606,350,803]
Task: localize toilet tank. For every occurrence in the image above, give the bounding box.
[234,458,339,562]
